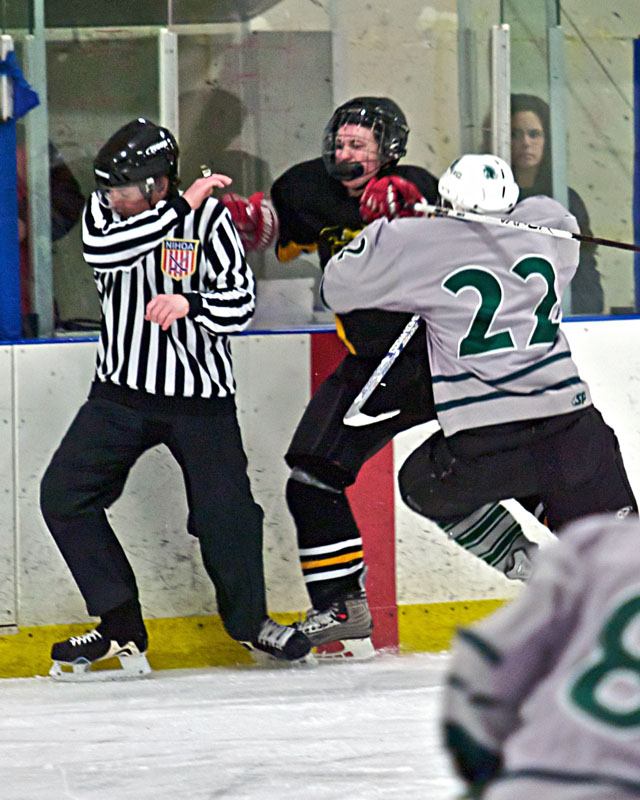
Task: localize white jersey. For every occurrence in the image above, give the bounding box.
[321,196,591,435]
[445,514,640,799]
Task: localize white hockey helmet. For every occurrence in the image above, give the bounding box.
[438,154,519,213]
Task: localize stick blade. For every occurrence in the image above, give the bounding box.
[343,407,401,427]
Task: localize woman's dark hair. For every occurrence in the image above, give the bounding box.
[510,93,552,193]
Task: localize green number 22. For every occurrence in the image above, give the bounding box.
[443,256,560,357]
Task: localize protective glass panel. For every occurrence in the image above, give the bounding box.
[504,0,636,317]
[46,34,160,327]
[7,0,639,335]
[0,0,30,28]
[43,1,283,28]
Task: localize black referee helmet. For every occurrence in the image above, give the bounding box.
[94,118,179,190]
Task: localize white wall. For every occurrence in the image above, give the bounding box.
[0,347,16,628]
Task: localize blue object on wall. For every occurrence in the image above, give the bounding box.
[0,49,40,341]
[0,118,21,341]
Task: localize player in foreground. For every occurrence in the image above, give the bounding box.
[321,153,636,569]
[443,512,640,799]
[223,101,539,660]
[40,118,311,680]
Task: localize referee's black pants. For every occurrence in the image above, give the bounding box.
[40,396,266,642]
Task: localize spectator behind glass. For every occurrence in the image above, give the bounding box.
[16,141,85,336]
[510,93,604,315]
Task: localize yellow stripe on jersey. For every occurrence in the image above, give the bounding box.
[277,240,318,262]
[334,315,356,354]
[301,550,364,570]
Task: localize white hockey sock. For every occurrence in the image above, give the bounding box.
[441,502,534,575]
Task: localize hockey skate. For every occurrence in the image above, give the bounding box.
[504,547,535,581]
[49,628,150,682]
[242,617,313,665]
[295,592,375,661]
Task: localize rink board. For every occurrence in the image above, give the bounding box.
[0,319,639,677]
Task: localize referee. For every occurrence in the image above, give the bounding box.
[40,118,311,677]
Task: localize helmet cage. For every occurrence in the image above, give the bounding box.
[322,97,409,180]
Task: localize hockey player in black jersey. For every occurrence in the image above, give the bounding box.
[40,118,311,678]
[222,99,538,660]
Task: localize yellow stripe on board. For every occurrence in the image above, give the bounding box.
[301,550,364,570]
[0,601,509,679]
[0,613,297,679]
[398,599,509,653]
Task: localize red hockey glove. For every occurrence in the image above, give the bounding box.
[220,192,279,252]
[359,175,426,223]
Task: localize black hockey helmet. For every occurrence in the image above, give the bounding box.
[322,96,409,181]
[93,118,179,190]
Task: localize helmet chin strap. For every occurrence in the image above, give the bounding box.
[141,177,156,207]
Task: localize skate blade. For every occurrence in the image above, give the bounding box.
[49,653,151,682]
[246,648,317,668]
[314,637,375,662]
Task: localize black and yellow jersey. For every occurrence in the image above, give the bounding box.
[271,157,438,268]
[270,156,438,370]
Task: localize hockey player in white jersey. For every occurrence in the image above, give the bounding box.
[443,512,640,800]
[321,154,636,560]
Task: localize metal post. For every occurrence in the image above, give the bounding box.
[23,4,54,337]
[0,31,11,116]
[490,24,511,162]
[546,31,568,204]
[158,28,179,140]
[457,0,480,154]
[329,0,348,107]
[546,0,570,311]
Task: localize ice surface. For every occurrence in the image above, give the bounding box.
[1,652,463,800]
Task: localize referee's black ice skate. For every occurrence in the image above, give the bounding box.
[242,617,313,664]
[49,625,150,681]
[295,591,375,661]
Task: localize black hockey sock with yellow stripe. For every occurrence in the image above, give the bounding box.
[286,474,364,608]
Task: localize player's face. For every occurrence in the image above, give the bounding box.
[334,123,381,191]
[100,177,168,218]
[511,110,545,172]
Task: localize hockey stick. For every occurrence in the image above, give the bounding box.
[343,201,640,427]
[413,201,640,253]
[343,314,423,427]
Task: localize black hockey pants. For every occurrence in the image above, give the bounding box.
[40,396,266,642]
[285,351,435,606]
[399,406,637,531]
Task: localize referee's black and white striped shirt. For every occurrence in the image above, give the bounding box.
[82,191,255,400]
